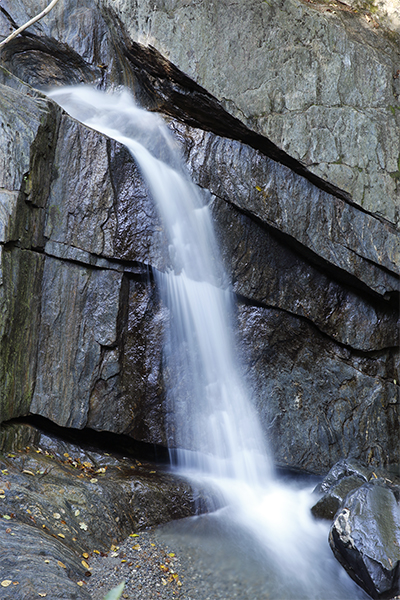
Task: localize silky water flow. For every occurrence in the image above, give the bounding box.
[49,87,368,600]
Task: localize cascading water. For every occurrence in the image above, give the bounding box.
[48,86,369,599]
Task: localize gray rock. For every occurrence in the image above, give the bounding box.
[96,0,400,227]
[237,304,399,474]
[0,1,398,478]
[0,422,205,599]
[311,475,366,520]
[30,256,123,429]
[170,121,399,299]
[329,480,400,599]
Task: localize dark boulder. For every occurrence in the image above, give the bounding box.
[329,480,400,599]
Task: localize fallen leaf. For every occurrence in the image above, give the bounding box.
[0,489,5,493]
[38,594,47,597]
[81,560,90,570]
[58,533,65,539]
[90,478,98,484]
[77,581,84,587]
[3,515,11,520]
[95,467,106,474]
[161,578,167,586]
[5,528,11,534]
[132,544,140,550]
[150,543,156,547]
[44,560,50,564]
[1,470,8,475]
[79,522,88,531]
[82,552,89,559]
[12,582,19,585]
[74,510,80,517]
[22,470,35,476]
[63,453,69,458]
[1,580,12,587]
[93,549,100,555]
[57,561,66,569]
[129,533,139,538]
[168,553,175,557]
[82,462,93,469]
[103,582,125,600]
[149,470,156,474]
[53,513,61,519]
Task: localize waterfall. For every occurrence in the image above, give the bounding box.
[48,87,368,599]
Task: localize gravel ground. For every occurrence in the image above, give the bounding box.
[86,529,187,600]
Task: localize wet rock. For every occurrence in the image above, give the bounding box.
[238,306,399,474]
[311,475,366,520]
[329,480,400,599]
[0,422,203,598]
[0,1,398,478]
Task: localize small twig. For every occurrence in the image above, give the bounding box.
[0,0,62,49]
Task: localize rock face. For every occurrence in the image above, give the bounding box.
[0,0,399,475]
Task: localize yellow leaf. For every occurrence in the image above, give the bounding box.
[132,544,140,550]
[53,513,61,519]
[38,594,47,597]
[90,478,98,484]
[77,581,84,587]
[81,560,90,570]
[0,489,5,494]
[57,561,66,569]
[82,552,89,559]
[82,462,92,469]
[161,579,167,586]
[58,533,65,539]
[255,185,262,192]
[79,522,88,531]
[3,515,11,520]
[44,560,50,564]
[63,453,69,458]
[168,553,175,557]
[93,549,100,555]
[1,580,12,587]
[129,533,139,537]
[150,543,156,547]
[22,470,35,476]
[150,471,156,474]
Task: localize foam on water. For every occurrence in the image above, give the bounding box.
[48,86,367,599]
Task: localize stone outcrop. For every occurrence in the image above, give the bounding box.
[0,421,206,599]
[0,0,398,476]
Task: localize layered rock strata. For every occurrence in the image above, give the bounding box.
[0,0,398,475]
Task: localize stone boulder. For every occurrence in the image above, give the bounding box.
[329,481,400,599]
[311,459,400,599]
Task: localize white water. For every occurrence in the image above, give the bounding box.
[48,86,368,599]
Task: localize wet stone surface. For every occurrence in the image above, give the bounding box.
[0,423,205,599]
